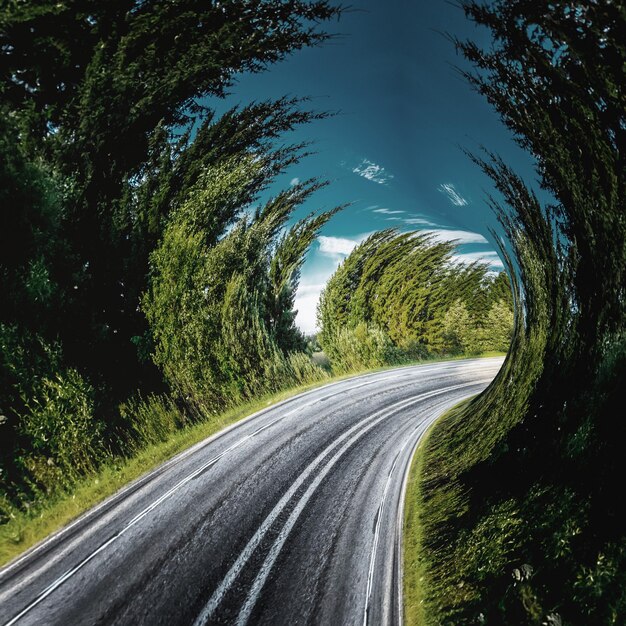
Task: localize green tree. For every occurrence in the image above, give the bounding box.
[441,300,476,355]
[317,230,511,367]
[0,0,342,409]
[482,299,514,353]
[144,157,336,412]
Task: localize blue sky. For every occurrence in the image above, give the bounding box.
[211,0,538,333]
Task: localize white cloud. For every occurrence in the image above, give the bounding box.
[290,177,300,186]
[294,282,326,335]
[423,229,489,245]
[352,159,394,185]
[451,250,504,269]
[318,235,360,257]
[373,208,405,215]
[438,183,469,207]
[401,217,440,227]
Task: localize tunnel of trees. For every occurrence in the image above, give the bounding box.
[1,0,625,622]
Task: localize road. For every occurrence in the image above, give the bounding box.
[0,357,503,626]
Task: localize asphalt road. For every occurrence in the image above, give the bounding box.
[0,357,503,626]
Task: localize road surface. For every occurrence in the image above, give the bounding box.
[0,357,503,626]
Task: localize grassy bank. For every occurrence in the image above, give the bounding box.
[402,327,543,624]
[403,398,473,625]
[0,353,495,570]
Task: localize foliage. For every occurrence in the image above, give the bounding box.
[0,1,341,522]
[323,323,402,373]
[318,230,513,371]
[18,369,101,490]
[119,394,190,453]
[144,157,334,412]
[410,1,626,624]
[441,300,477,355]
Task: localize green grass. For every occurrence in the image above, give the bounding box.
[402,341,537,625]
[0,351,506,571]
[403,398,473,626]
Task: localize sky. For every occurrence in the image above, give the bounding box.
[211,0,538,334]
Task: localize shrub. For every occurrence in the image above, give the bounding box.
[18,369,102,488]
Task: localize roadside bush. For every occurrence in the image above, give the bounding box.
[18,369,102,489]
[327,323,400,373]
[119,395,189,453]
[441,300,478,355]
[285,352,330,386]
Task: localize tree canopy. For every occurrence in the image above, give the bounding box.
[0,0,341,512]
[317,230,513,371]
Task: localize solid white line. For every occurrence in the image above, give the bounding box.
[192,393,428,626]
[194,380,490,626]
[364,400,448,626]
[363,441,409,626]
[234,397,431,626]
[394,415,435,626]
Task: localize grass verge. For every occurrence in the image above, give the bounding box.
[403,398,473,625]
[403,341,540,625]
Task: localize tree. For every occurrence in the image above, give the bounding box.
[483,299,514,353]
[0,1,343,505]
[441,300,477,355]
[0,0,343,408]
[144,157,338,412]
[317,230,512,366]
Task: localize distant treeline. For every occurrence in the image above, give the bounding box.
[317,230,513,372]
[0,2,341,514]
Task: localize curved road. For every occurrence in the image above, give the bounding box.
[0,357,503,626]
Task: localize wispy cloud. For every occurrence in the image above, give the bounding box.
[318,235,360,258]
[423,229,489,244]
[290,177,300,186]
[352,159,394,185]
[373,208,405,215]
[438,183,469,207]
[451,250,504,269]
[401,217,440,227]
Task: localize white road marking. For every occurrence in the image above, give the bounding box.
[363,438,407,626]
[363,397,455,626]
[0,371,430,626]
[2,359,502,626]
[193,393,427,626]
[194,380,491,626]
